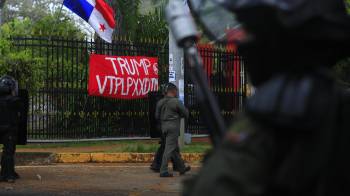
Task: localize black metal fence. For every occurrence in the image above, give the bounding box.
[185,45,246,135]
[10,36,245,140]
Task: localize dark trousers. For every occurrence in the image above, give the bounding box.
[160,122,186,174]
[151,134,180,170]
[0,131,17,179]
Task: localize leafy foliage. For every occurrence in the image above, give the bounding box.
[135,11,168,41]
[1,0,85,38]
[0,8,85,92]
[0,22,44,92]
[32,11,85,38]
[108,0,141,39]
[333,0,350,87]
[1,0,62,24]
[102,0,168,41]
[0,49,44,93]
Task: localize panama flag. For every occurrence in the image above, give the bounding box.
[63,0,115,43]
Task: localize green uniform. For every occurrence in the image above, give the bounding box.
[183,115,275,195]
[155,96,189,174]
[183,90,350,196]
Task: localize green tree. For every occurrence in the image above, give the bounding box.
[108,0,141,39]
[1,0,85,38]
[99,0,168,41]
[135,0,168,41]
[1,0,61,24]
[0,19,44,92]
[136,12,167,41]
[32,11,85,38]
[0,7,86,91]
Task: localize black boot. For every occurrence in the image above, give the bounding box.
[180,166,191,175]
[150,165,160,172]
[14,172,20,179]
[160,172,173,177]
[1,175,16,183]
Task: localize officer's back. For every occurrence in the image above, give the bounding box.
[156,97,188,123]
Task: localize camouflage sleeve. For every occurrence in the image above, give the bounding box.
[183,116,276,196]
[176,100,189,119]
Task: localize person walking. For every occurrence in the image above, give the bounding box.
[155,83,190,177]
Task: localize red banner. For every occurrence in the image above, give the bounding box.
[88,54,159,99]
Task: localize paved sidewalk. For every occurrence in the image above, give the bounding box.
[0,164,199,196]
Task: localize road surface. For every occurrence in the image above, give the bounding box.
[0,164,198,196]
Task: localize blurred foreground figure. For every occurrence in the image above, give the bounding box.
[182,0,350,195]
[0,76,28,183]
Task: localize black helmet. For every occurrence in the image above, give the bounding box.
[187,0,349,85]
[217,0,350,85]
[0,76,18,96]
[216,0,350,43]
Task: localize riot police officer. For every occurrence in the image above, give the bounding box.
[0,75,21,183]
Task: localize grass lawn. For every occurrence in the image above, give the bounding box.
[15,140,211,153]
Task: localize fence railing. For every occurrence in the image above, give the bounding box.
[10,36,246,140]
[185,44,246,135]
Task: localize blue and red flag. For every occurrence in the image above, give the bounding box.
[63,0,116,43]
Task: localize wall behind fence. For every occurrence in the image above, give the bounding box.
[10,36,245,141]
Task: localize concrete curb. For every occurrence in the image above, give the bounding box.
[54,153,204,163]
[15,152,57,165]
[14,152,204,165]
